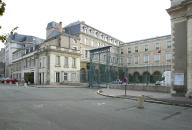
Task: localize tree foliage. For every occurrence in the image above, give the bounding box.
[0,0,6,42]
[0,0,5,16]
[0,0,18,43]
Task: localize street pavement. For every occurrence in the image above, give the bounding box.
[0,84,192,130]
[98,88,192,107]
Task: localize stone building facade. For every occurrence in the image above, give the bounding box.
[1,21,175,86]
[167,0,192,95]
[4,33,44,78]
[0,48,5,77]
[11,22,81,84]
[120,35,173,83]
[64,21,122,82]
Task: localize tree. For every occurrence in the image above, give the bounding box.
[0,0,5,16]
[0,0,18,43]
[0,0,6,42]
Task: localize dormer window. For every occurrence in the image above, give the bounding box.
[111,39,113,43]
[89,29,92,34]
[82,26,87,33]
[95,32,99,37]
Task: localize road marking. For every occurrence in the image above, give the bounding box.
[97,102,106,106]
[162,111,181,120]
[33,104,44,108]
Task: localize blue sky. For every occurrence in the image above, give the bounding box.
[0,0,171,49]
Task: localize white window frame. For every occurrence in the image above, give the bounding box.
[155,43,160,50]
[128,48,131,53]
[55,72,60,83]
[55,56,60,66]
[135,46,138,53]
[144,45,148,52]
[154,54,160,62]
[64,57,69,68]
[167,41,172,48]
[166,53,172,61]
[134,56,139,64]
[127,57,132,65]
[64,72,68,81]
[72,58,76,68]
[144,55,149,63]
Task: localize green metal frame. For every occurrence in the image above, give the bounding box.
[89,46,128,87]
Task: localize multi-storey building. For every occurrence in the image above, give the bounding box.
[120,35,172,83]
[64,21,123,82]
[0,48,5,77]
[4,33,44,78]
[4,21,174,85]
[11,22,81,84]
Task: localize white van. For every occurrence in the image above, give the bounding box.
[155,71,173,87]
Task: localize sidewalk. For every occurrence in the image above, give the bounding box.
[29,83,89,88]
[98,88,192,107]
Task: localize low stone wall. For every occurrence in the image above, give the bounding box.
[108,84,170,93]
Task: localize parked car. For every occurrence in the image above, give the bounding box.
[112,79,122,84]
[0,77,5,83]
[1,78,18,84]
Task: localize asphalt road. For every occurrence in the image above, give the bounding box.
[0,85,192,130]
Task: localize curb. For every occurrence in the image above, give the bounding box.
[31,86,88,88]
[97,90,192,108]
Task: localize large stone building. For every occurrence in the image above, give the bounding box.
[120,35,173,83]
[0,48,5,77]
[1,21,175,86]
[4,33,44,78]
[11,22,81,84]
[64,21,123,82]
[167,0,192,96]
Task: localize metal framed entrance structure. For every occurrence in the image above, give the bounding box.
[89,46,128,87]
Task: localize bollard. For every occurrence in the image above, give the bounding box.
[16,82,18,87]
[137,95,144,109]
[24,83,27,87]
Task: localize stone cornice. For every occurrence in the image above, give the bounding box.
[167,0,192,14]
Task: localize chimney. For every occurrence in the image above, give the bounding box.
[59,22,62,33]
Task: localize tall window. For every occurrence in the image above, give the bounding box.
[31,57,35,67]
[64,57,69,67]
[42,57,46,67]
[55,56,60,66]
[85,50,88,58]
[27,58,30,68]
[121,49,123,54]
[64,73,68,81]
[134,56,139,64]
[135,46,138,53]
[144,45,148,52]
[128,48,131,53]
[167,41,172,48]
[127,57,132,65]
[154,54,160,62]
[144,55,149,63]
[155,43,160,50]
[56,72,60,83]
[166,53,172,62]
[72,58,76,68]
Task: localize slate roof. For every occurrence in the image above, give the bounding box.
[8,33,44,44]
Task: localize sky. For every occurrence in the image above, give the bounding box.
[0,0,171,49]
